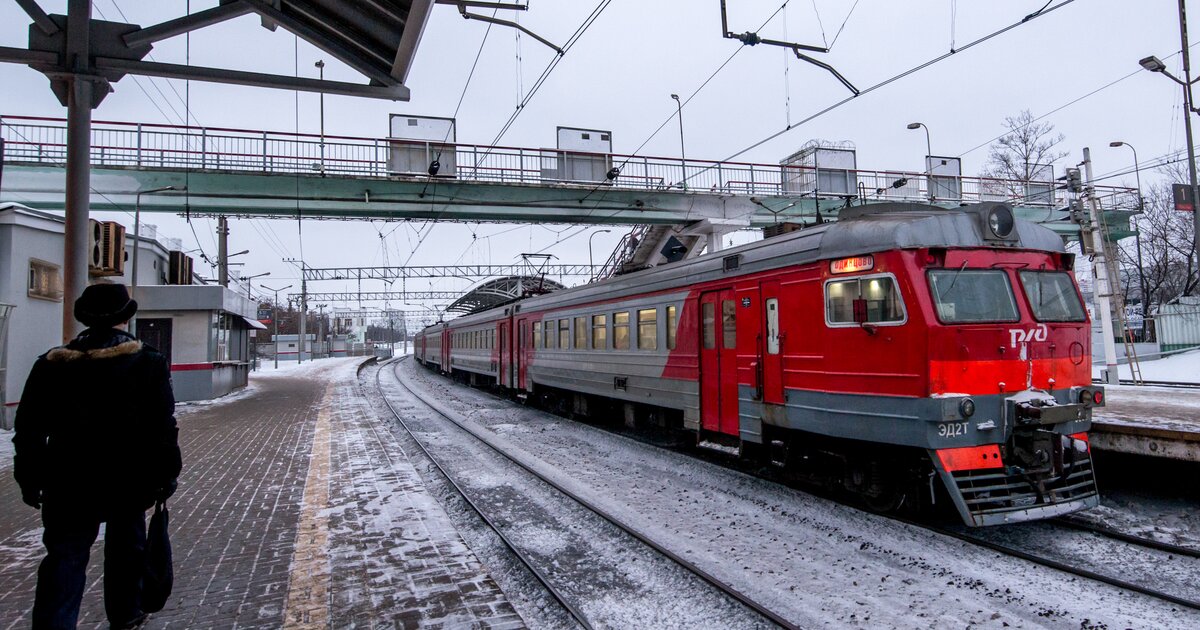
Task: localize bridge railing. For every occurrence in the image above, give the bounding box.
[1,115,1135,209]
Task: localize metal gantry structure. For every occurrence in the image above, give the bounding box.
[302,264,600,282]
[292,291,465,302]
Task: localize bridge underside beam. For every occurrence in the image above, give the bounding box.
[1,163,1094,237]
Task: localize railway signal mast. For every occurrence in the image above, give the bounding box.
[1081,148,1120,385]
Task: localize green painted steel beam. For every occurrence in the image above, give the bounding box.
[1,162,1090,238]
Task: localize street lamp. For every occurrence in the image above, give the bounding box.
[588,229,612,279]
[1139,48,1200,272]
[242,271,270,299]
[907,122,933,200]
[261,283,292,369]
[131,185,184,330]
[671,93,686,189]
[1110,141,1149,340]
[315,59,326,173]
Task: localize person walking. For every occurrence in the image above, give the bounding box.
[12,283,181,630]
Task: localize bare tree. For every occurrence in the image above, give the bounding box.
[1114,163,1198,323]
[981,110,1069,196]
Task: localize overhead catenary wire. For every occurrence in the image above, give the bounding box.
[683,0,1079,187]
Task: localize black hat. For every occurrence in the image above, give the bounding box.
[74,283,138,328]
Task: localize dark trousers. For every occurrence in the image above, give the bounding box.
[32,504,147,629]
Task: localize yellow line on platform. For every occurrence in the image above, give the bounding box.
[282,383,333,628]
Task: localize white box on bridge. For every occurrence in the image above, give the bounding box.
[388,114,457,176]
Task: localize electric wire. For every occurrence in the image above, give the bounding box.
[828,0,861,49]
[683,0,1079,187]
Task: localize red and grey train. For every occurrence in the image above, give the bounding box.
[414,202,1104,526]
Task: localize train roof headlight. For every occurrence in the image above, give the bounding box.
[987,206,1015,239]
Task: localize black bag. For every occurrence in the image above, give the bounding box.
[143,500,173,613]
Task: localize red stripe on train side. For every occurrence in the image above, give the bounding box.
[930,358,1090,395]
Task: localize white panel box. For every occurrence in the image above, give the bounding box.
[388,114,457,176]
[554,127,613,183]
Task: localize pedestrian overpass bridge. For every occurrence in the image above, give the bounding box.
[0,115,1136,247]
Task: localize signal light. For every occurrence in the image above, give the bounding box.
[1092,390,1104,406]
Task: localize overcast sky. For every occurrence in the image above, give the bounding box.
[0,0,1191,312]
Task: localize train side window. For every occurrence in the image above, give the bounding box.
[559,319,570,349]
[545,319,556,348]
[766,298,780,354]
[826,275,906,325]
[722,300,736,349]
[702,302,716,349]
[574,316,587,349]
[613,311,630,350]
[637,308,657,350]
[592,314,607,349]
[533,321,542,348]
[667,305,678,350]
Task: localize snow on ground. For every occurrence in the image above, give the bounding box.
[398,360,1200,629]
[1093,384,1200,432]
[1093,347,1200,383]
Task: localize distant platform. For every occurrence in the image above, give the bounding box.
[1091,385,1200,462]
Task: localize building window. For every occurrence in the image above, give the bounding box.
[666,305,678,350]
[592,314,607,350]
[637,308,657,350]
[613,311,630,350]
[28,259,63,301]
[559,319,570,349]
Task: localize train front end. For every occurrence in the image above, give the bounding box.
[919,204,1103,526]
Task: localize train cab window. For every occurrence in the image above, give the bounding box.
[559,319,570,349]
[613,311,630,350]
[722,300,737,349]
[928,269,1018,323]
[574,316,587,349]
[533,321,542,348]
[667,305,678,350]
[637,308,658,350]
[1019,271,1087,322]
[702,302,716,349]
[765,299,780,354]
[592,314,607,350]
[826,275,906,325]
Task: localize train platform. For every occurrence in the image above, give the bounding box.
[1091,385,1200,462]
[0,357,523,629]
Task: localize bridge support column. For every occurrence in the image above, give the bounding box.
[62,0,95,343]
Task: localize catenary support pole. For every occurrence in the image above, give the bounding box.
[1083,148,1120,385]
[217,216,229,287]
[298,263,307,363]
[1180,0,1200,275]
[62,0,93,343]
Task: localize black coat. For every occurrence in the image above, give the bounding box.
[12,328,181,515]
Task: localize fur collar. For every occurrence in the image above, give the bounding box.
[46,340,143,362]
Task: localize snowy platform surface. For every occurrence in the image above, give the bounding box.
[1092,347,1200,384]
[0,357,521,628]
[1094,385,1200,435]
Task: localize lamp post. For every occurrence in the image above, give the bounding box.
[1110,141,1149,340]
[315,59,325,173]
[1141,41,1200,271]
[907,122,933,200]
[131,185,182,331]
[262,283,292,369]
[588,229,612,278]
[671,93,686,189]
[242,271,270,299]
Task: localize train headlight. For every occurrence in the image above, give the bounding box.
[959,398,976,418]
[987,206,1015,238]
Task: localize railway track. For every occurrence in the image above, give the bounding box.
[401,358,1200,618]
[371,358,797,630]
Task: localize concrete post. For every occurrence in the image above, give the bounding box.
[217,216,229,287]
[62,0,93,343]
[1083,148,1120,384]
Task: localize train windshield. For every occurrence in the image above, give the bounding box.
[927,269,1020,323]
[1019,271,1087,322]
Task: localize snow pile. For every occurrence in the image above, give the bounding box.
[0,429,13,472]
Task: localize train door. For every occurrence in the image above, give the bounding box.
[517,319,529,390]
[498,321,509,387]
[441,328,451,369]
[760,280,785,404]
[699,289,739,435]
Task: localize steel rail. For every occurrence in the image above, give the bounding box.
[387,358,798,630]
[925,524,1200,612]
[368,361,594,630]
[1051,517,1200,559]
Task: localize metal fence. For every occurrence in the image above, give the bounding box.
[0,115,1136,208]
